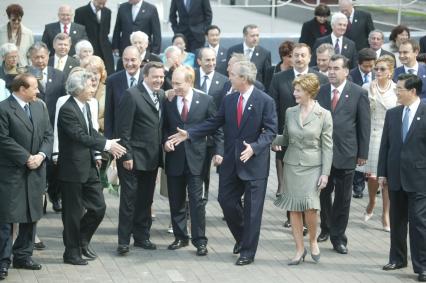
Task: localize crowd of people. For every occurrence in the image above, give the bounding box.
[1,0,426,282]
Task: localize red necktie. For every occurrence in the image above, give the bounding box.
[181,98,188,122]
[237,95,243,128]
[64,24,68,34]
[331,89,340,111]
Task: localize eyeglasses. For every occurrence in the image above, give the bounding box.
[374,67,388,72]
[396,87,409,92]
[9,17,22,22]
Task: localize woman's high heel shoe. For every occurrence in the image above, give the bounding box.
[311,251,321,263]
[288,248,307,265]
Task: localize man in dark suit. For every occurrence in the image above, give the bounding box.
[368,30,396,61]
[378,73,426,282]
[226,24,272,85]
[269,43,328,197]
[299,3,332,49]
[316,54,370,254]
[57,70,126,265]
[116,31,162,72]
[0,74,53,276]
[47,33,79,79]
[420,35,426,54]
[311,12,357,69]
[201,25,228,75]
[74,0,115,75]
[104,46,143,139]
[339,0,375,51]
[169,0,212,52]
[42,5,88,56]
[168,60,277,265]
[163,66,223,256]
[116,61,165,255]
[194,47,228,202]
[393,39,426,100]
[28,42,66,212]
[112,0,161,56]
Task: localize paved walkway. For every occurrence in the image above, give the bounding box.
[5,161,416,283]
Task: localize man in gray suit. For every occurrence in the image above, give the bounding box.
[0,74,53,276]
[316,54,371,254]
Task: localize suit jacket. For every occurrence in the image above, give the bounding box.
[378,102,426,192]
[420,36,426,54]
[48,55,79,79]
[169,0,212,47]
[299,18,332,49]
[349,67,374,86]
[57,96,106,183]
[0,96,53,223]
[219,80,265,110]
[115,51,162,72]
[163,90,223,176]
[104,69,143,138]
[379,48,395,60]
[194,69,229,110]
[317,81,371,169]
[268,68,328,132]
[344,10,375,51]
[41,22,88,56]
[393,63,426,99]
[273,102,333,175]
[311,35,358,69]
[188,87,278,181]
[74,2,115,74]
[112,1,161,55]
[0,24,34,66]
[118,84,164,171]
[226,43,272,85]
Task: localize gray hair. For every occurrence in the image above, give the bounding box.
[197,47,216,60]
[65,69,94,97]
[75,40,93,56]
[130,31,149,44]
[164,45,182,58]
[28,42,49,56]
[316,43,335,57]
[331,12,348,26]
[230,53,249,63]
[0,43,18,58]
[234,61,257,84]
[338,0,353,5]
[369,30,385,40]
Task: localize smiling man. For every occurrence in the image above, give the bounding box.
[47,33,79,79]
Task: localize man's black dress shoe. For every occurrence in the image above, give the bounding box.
[168,239,189,250]
[233,243,241,254]
[0,266,8,280]
[34,241,46,250]
[52,199,62,212]
[81,245,97,260]
[13,259,42,270]
[134,239,157,250]
[196,245,208,256]
[117,244,129,255]
[63,256,88,265]
[235,256,254,266]
[353,193,363,199]
[382,262,407,271]
[317,232,329,242]
[418,272,426,282]
[333,244,348,254]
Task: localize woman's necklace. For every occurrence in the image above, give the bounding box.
[375,80,391,94]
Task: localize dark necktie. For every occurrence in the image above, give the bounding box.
[346,17,352,31]
[130,76,136,87]
[181,98,188,122]
[402,107,410,142]
[201,75,208,93]
[331,89,340,111]
[334,38,340,54]
[237,95,244,127]
[407,69,416,75]
[24,104,32,121]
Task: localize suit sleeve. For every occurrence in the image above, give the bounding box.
[203,0,213,26]
[377,111,390,177]
[188,96,226,140]
[169,0,178,32]
[321,110,333,175]
[207,98,224,156]
[104,77,114,139]
[250,97,278,155]
[117,91,135,161]
[112,7,122,50]
[356,90,371,159]
[58,105,106,151]
[150,7,162,54]
[52,97,65,159]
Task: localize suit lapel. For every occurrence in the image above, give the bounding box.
[405,103,425,143]
[138,84,158,112]
[187,91,201,122]
[334,82,350,113]
[302,103,320,126]
[239,90,256,132]
[69,97,88,132]
[9,97,33,131]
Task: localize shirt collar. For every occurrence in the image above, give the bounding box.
[90,1,97,14]
[142,81,153,95]
[126,69,141,84]
[375,49,382,59]
[331,80,347,95]
[358,67,372,78]
[180,88,194,104]
[73,96,86,111]
[55,53,68,61]
[200,68,214,80]
[208,44,219,54]
[331,33,343,44]
[12,93,27,108]
[404,62,419,73]
[140,51,147,61]
[240,85,254,101]
[243,42,254,52]
[60,22,71,31]
[406,97,421,114]
[294,68,309,77]
[133,0,143,9]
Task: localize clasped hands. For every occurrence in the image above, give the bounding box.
[26,154,45,170]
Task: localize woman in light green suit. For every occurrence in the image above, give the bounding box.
[272,73,333,265]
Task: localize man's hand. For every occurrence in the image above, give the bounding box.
[168,127,188,146]
[108,139,127,159]
[213,155,223,166]
[271,145,282,152]
[240,141,254,163]
[317,175,328,190]
[123,160,133,171]
[96,159,102,168]
[378,177,388,187]
[26,154,44,170]
[357,158,367,166]
[164,141,175,152]
[165,89,176,102]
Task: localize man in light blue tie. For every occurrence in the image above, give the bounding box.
[378,73,426,282]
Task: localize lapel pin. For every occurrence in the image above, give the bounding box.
[196,100,199,104]
[423,75,426,78]
[73,30,77,34]
[354,19,358,23]
[345,94,349,98]
[220,52,223,55]
[48,78,52,82]
[69,65,73,68]
[344,44,348,49]
[417,117,421,120]
[142,9,145,13]
[215,80,219,84]
[255,52,259,56]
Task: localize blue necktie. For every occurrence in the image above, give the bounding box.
[185,0,191,11]
[402,107,410,142]
[363,73,369,84]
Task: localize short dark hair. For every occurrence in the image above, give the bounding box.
[293,43,311,55]
[389,25,410,42]
[278,41,295,58]
[398,73,422,95]
[330,54,349,69]
[6,4,24,18]
[10,73,34,92]
[400,38,420,53]
[357,48,377,64]
[243,24,258,35]
[205,25,221,35]
[142,61,164,77]
[314,4,330,17]
[172,33,187,46]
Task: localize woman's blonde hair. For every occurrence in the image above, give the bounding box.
[292,73,320,99]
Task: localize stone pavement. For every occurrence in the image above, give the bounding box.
[6,161,416,283]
